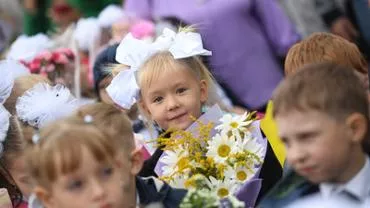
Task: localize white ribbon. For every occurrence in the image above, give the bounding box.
[0,59,30,104]
[16,83,79,128]
[0,104,10,155]
[108,28,211,109]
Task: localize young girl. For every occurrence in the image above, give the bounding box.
[106,28,282,202]
[0,105,30,208]
[27,114,127,208]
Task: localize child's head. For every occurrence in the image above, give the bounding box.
[28,114,126,208]
[108,27,218,131]
[138,51,210,130]
[4,74,50,115]
[75,103,144,206]
[284,33,369,90]
[0,113,31,205]
[273,62,369,184]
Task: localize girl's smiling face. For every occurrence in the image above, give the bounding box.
[141,66,208,130]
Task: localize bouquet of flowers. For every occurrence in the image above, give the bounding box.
[155,105,267,206]
[20,48,76,92]
[180,188,245,208]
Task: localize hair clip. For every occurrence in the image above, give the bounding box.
[32,133,40,144]
[84,115,94,124]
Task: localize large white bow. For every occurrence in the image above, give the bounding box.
[16,83,79,128]
[107,28,211,109]
[0,60,30,104]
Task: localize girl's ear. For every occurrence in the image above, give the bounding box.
[130,149,144,175]
[34,186,53,208]
[199,79,208,104]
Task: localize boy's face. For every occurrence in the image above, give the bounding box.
[276,110,364,184]
[40,147,125,208]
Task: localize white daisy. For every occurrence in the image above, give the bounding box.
[161,148,190,176]
[207,176,236,198]
[215,113,253,139]
[207,133,237,163]
[169,175,188,189]
[224,166,254,183]
[238,137,265,159]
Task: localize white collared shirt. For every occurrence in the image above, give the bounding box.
[319,156,370,206]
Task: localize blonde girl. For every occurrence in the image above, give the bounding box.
[107,27,219,132]
[27,114,128,208]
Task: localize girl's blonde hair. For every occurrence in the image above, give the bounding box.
[111,27,228,117]
[75,103,135,154]
[27,115,120,190]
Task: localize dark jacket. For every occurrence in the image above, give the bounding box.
[136,176,187,208]
[257,170,319,208]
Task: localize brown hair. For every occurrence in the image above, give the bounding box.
[76,103,135,154]
[0,116,26,207]
[3,74,50,115]
[273,62,369,152]
[284,33,368,76]
[27,115,119,190]
[3,74,50,142]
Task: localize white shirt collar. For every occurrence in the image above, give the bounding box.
[320,156,370,201]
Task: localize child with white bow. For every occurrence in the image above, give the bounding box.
[107,27,282,205]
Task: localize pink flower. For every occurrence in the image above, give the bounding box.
[36,50,53,62]
[130,19,155,39]
[28,59,41,73]
[45,64,55,72]
[54,48,75,59]
[52,52,69,65]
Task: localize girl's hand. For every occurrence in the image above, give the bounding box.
[231,106,248,115]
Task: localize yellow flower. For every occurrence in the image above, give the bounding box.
[206,133,237,163]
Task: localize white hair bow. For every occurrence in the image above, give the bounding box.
[0,104,10,154]
[107,28,211,109]
[0,59,30,104]
[16,83,79,128]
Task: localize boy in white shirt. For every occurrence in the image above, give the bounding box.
[259,62,370,207]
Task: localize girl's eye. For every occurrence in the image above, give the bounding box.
[177,88,187,94]
[153,96,163,103]
[67,179,83,191]
[100,167,114,179]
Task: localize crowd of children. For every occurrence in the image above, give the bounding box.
[0,1,369,208]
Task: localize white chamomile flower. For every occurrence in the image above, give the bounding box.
[207,133,237,163]
[215,113,253,139]
[224,166,254,183]
[169,175,188,189]
[207,176,236,198]
[161,149,190,176]
[239,138,265,159]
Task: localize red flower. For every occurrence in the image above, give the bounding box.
[28,58,42,73]
[52,52,69,65]
[54,48,75,59]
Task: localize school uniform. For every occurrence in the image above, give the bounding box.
[136,176,187,208]
[258,156,370,207]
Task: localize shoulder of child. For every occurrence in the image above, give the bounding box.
[136,176,187,208]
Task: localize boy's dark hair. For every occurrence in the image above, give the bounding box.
[273,62,369,153]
